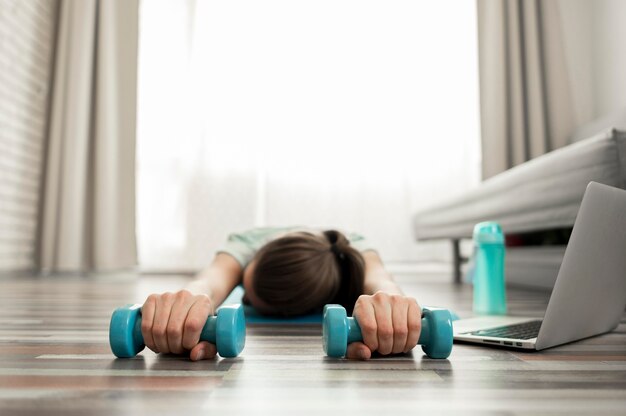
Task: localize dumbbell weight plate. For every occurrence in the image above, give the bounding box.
[420,308,453,359]
[322,305,348,358]
[215,304,246,358]
[109,304,144,358]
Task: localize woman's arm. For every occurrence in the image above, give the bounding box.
[362,251,403,296]
[186,253,243,306]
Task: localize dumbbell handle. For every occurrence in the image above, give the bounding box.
[123,307,220,350]
[110,303,245,358]
[343,315,431,346]
[323,305,453,359]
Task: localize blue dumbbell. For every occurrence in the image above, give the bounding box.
[109,303,246,358]
[323,304,453,359]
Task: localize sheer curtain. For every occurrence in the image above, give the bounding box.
[137,0,481,270]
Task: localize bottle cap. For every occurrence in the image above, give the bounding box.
[473,221,504,244]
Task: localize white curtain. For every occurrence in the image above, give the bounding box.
[137,0,481,270]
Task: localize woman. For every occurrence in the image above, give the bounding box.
[141,227,422,361]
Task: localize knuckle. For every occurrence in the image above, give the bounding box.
[372,292,388,303]
[355,295,370,306]
[409,319,422,332]
[141,320,152,332]
[390,294,402,302]
[378,325,393,339]
[152,324,166,337]
[175,290,191,301]
[184,317,203,333]
[145,293,158,304]
[167,322,183,338]
[162,292,174,302]
[196,294,212,308]
[395,327,409,338]
[358,319,376,334]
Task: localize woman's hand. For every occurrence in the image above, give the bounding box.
[141,290,216,361]
[347,291,422,360]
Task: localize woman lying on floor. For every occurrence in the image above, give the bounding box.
[141,227,422,361]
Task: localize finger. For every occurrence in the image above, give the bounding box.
[153,292,175,354]
[405,300,422,353]
[190,341,217,361]
[373,295,393,355]
[167,292,195,354]
[182,296,212,350]
[354,299,378,352]
[141,295,158,353]
[346,342,372,360]
[391,299,409,354]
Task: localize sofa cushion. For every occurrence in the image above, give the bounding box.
[413,129,626,240]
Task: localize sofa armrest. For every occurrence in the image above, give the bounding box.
[413,129,626,240]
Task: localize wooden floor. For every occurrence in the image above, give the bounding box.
[1,271,625,415]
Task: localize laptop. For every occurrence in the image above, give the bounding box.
[453,182,626,350]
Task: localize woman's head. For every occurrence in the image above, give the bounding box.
[242,230,365,316]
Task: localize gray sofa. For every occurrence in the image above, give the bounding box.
[413,128,626,288]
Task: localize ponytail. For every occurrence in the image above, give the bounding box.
[323,230,365,314]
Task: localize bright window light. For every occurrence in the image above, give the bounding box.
[137,0,481,270]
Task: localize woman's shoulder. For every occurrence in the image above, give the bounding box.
[227,226,370,248]
[226,226,304,243]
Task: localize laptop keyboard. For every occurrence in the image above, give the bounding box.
[467,320,542,340]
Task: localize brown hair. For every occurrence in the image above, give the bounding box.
[251,230,365,316]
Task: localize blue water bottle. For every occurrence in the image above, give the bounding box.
[472,222,507,315]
